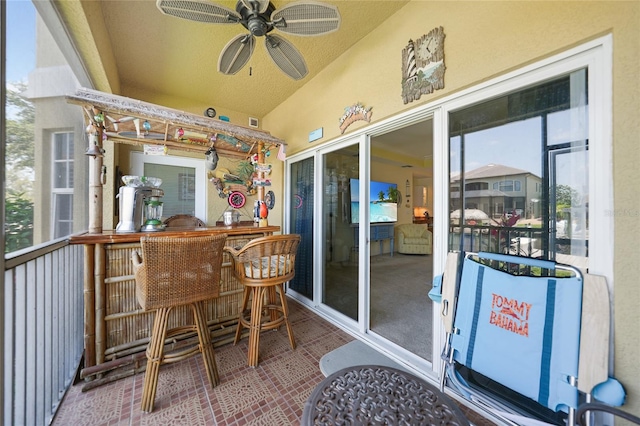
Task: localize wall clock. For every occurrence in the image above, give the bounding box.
[401,26,446,104]
[204,107,216,118]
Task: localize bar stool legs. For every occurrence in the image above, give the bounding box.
[132,234,227,414]
[141,301,219,412]
[141,307,170,413]
[277,285,296,351]
[234,284,296,367]
[226,234,301,368]
[193,301,219,387]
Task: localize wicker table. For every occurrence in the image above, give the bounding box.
[301,365,470,426]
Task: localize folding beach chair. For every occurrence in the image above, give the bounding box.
[430,252,627,426]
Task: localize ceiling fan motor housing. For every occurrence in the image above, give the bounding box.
[236,1,276,36]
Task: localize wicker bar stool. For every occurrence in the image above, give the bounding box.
[225,234,301,367]
[132,234,227,412]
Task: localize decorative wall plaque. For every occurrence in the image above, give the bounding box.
[401,26,446,104]
[339,103,373,134]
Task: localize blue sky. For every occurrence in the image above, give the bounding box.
[6,0,36,83]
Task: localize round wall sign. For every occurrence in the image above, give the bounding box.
[228,191,246,208]
[265,191,275,209]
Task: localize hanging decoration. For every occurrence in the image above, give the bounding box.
[205,146,219,170]
[401,26,446,104]
[339,103,373,134]
[228,191,246,208]
[265,191,275,210]
[405,179,411,208]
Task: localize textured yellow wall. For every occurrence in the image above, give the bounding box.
[263,0,640,415]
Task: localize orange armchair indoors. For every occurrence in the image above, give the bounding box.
[132,234,227,412]
[225,234,301,367]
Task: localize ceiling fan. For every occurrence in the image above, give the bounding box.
[157,0,341,80]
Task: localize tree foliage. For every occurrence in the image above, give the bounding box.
[5,82,35,253]
[555,184,581,206]
[387,186,399,203]
[6,82,35,170]
[5,192,34,253]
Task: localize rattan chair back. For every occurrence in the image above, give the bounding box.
[163,214,206,228]
[227,234,301,287]
[133,234,227,311]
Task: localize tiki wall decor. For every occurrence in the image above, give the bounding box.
[401,26,446,104]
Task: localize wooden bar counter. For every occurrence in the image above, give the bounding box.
[70,225,279,389]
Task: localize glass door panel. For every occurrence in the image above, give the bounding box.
[289,157,314,299]
[322,146,359,320]
[369,120,434,361]
[448,69,589,267]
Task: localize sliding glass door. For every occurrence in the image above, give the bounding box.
[369,120,434,361]
[321,145,359,320]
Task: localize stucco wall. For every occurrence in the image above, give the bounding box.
[263,0,640,415]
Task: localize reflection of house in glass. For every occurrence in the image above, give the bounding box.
[450,163,542,220]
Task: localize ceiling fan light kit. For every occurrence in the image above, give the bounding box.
[157,0,341,80]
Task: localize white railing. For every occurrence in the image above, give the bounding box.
[4,239,84,426]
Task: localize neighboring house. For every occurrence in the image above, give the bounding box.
[21,14,88,244]
[450,164,542,219]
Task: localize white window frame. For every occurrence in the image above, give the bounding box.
[131,152,207,223]
[51,131,74,239]
[436,35,613,287]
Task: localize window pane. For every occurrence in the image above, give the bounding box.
[143,163,196,217]
[67,133,74,157]
[54,162,68,188]
[69,161,75,187]
[54,133,66,159]
[53,193,73,239]
[448,71,588,266]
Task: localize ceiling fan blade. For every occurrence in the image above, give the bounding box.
[157,0,241,24]
[271,0,341,36]
[218,34,256,75]
[264,34,308,80]
[239,0,270,14]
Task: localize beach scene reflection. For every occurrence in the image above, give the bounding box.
[350,179,398,223]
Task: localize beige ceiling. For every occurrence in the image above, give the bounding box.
[96,0,410,118]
